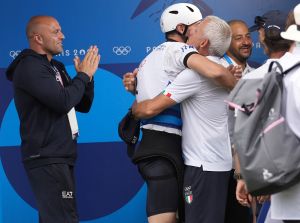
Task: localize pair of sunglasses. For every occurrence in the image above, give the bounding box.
[254,16,266,28]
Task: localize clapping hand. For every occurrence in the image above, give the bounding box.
[74,45,101,80]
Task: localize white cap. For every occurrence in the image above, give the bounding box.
[160,3,202,33]
[281,3,300,42]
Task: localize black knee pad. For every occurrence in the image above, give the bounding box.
[138,158,178,216]
[138,158,176,181]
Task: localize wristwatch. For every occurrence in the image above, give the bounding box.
[233,171,243,180]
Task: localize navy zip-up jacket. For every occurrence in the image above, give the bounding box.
[6,49,94,168]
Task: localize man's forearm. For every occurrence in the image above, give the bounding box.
[132,100,158,119]
[214,72,237,90]
[187,54,237,90]
[233,146,241,173]
[132,94,177,119]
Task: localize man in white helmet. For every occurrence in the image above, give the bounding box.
[131,15,234,223]
[122,3,236,223]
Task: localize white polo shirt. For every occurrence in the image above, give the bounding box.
[162,56,232,171]
[136,41,198,135]
[136,41,198,101]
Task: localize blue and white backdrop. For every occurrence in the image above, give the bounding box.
[0,0,298,222]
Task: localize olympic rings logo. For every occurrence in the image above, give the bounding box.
[112,46,131,56]
[9,50,21,59]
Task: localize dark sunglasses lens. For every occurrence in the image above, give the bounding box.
[255,16,265,27]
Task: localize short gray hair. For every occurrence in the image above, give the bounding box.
[203,15,232,57]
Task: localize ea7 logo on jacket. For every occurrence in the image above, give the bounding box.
[62,191,74,199]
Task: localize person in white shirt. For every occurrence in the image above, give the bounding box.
[222,19,255,223]
[234,9,294,223]
[222,20,254,76]
[132,15,233,223]
[122,3,236,223]
[270,4,300,222]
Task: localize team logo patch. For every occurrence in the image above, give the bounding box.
[185,194,193,204]
[184,186,193,204]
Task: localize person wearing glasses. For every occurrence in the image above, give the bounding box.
[234,9,293,223]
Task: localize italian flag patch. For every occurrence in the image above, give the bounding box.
[162,90,172,97]
[185,194,193,204]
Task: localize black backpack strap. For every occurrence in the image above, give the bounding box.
[268,61,283,73]
[283,61,300,75]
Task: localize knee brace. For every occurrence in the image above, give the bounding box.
[138,158,176,181]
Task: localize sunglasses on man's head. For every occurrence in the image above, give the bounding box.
[254,16,266,28]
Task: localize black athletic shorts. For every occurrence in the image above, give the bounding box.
[26,163,79,223]
[183,165,230,223]
[138,157,178,217]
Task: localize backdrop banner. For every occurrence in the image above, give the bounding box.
[0,0,298,222]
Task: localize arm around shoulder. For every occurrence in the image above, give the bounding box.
[186,54,237,90]
[132,94,176,119]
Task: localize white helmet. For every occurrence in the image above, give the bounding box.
[160,3,203,33]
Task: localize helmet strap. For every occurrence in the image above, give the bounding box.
[173,25,188,43]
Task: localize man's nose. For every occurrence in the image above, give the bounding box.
[242,37,252,46]
[60,32,65,40]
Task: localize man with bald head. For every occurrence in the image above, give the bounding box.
[25,16,66,60]
[222,20,254,75]
[221,19,254,223]
[6,15,100,223]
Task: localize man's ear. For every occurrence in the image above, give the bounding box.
[34,34,43,45]
[175,24,185,34]
[200,39,209,48]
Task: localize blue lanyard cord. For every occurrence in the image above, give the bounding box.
[223,54,233,65]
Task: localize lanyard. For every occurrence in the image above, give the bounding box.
[52,65,64,86]
[223,54,233,65]
[51,65,79,139]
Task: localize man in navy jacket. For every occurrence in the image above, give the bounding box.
[6,15,100,223]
